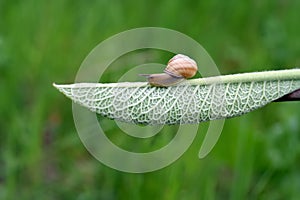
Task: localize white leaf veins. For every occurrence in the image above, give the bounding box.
[54,69,300,125]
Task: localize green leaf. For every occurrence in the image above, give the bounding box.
[54,69,300,125]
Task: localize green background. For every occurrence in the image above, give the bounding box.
[1,0,300,199]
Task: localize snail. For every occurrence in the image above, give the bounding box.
[140,54,198,87]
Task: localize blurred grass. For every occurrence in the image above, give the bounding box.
[1,0,300,199]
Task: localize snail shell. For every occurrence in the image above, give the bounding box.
[164,54,198,78]
[140,54,198,87]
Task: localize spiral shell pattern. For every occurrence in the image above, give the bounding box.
[164,54,198,78]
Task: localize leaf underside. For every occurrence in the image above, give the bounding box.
[54,72,300,125]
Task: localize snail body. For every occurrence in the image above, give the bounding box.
[140,73,184,87]
[140,54,198,87]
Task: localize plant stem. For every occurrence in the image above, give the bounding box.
[274,88,300,102]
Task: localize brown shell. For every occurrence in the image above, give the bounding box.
[164,54,198,78]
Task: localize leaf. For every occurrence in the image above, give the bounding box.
[54,69,300,125]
